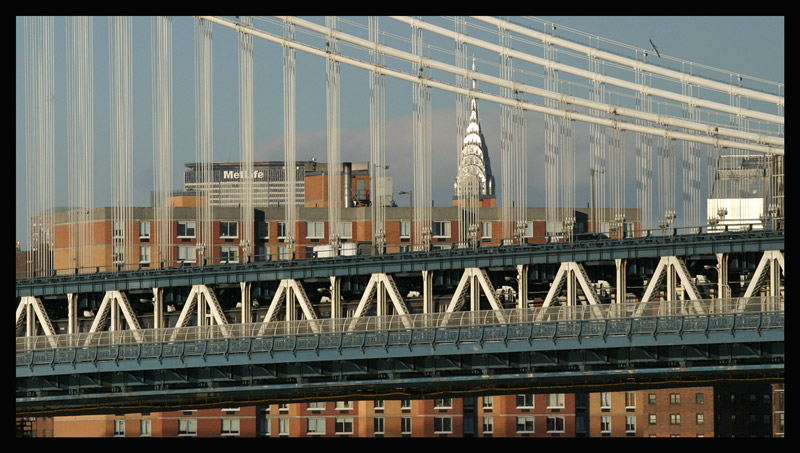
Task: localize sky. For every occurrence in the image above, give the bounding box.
[15,16,784,249]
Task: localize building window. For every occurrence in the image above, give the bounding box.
[307,418,325,436]
[277,222,287,240]
[338,222,352,239]
[547,393,565,409]
[307,401,325,411]
[221,418,240,436]
[335,417,353,435]
[670,414,681,425]
[434,416,453,434]
[278,418,289,436]
[648,393,656,405]
[483,396,493,411]
[434,398,452,410]
[600,392,611,409]
[113,221,124,239]
[177,245,196,263]
[516,394,535,409]
[481,222,492,239]
[374,400,384,412]
[220,221,238,238]
[600,416,611,434]
[278,403,289,413]
[483,416,493,435]
[670,393,681,404]
[374,417,384,435]
[139,221,150,238]
[432,221,451,238]
[140,419,151,437]
[516,416,535,434]
[696,393,705,405]
[547,416,565,433]
[113,246,124,264]
[401,399,411,411]
[523,221,534,238]
[336,400,353,411]
[649,414,657,425]
[259,417,270,437]
[178,418,197,436]
[139,246,150,264]
[696,413,705,425]
[625,392,636,409]
[220,246,238,263]
[400,221,410,238]
[114,419,125,437]
[177,221,195,238]
[576,416,587,434]
[258,221,269,239]
[401,417,412,435]
[625,416,636,434]
[306,221,324,239]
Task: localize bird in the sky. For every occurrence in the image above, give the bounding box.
[649,39,661,58]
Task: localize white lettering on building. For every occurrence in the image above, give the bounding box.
[223,170,264,180]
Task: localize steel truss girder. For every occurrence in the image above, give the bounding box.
[260,279,320,335]
[542,261,602,308]
[742,250,784,299]
[636,256,704,316]
[16,296,57,342]
[351,273,411,328]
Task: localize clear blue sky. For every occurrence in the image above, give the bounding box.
[15,16,784,249]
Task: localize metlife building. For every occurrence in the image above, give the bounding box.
[183,161,308,208]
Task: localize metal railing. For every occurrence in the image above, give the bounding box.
[16,297,783,353]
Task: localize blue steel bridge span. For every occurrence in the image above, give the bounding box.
[15,229,784,417]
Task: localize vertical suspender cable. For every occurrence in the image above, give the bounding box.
[110,16,133,271]
[239,16,254,262]
[328,15,342,253]
[195,18,214,264]
[152,16,173,266]
[25,16,55,276]
[283,21,297,258]
[67,17,94,273]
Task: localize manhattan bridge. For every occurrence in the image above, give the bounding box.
[16,16,783,416]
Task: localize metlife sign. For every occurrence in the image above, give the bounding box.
[222,169,265,181]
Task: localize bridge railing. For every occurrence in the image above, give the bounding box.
[16,296,782,352]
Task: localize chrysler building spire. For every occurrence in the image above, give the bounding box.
[454,58,495,204]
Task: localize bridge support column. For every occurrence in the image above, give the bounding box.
[330,276,341,319]
[422,270,434,314]
[67,293,79,335]
[240,282,252,325]
[614,259,626,317]
[516,265,528,309]
[152,288,164,330]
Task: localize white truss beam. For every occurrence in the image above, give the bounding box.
[352,273,410,320]
[443,268,507,324]
[636,256,704,315]
[16,296,57,338]
[261,279,320,334]
[542,262,602,308]
[174,285,229,330]
[742,250,784,303]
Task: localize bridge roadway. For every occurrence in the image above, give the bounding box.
[16,297,784,417]
[15,229,784,297]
